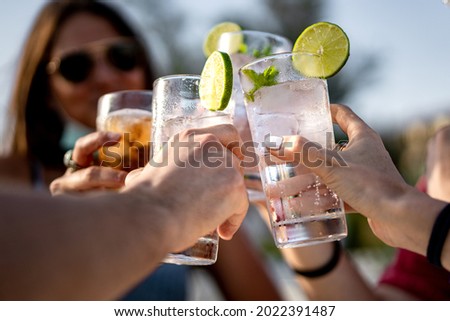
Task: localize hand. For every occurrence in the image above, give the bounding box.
[124,124,249,251]
[268,104,411,247]
[50,132,127,195]
[425,125,450,202]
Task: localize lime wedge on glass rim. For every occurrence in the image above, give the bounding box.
[203,22,242,57]
[292,22,350,78]
[199,51,233,111]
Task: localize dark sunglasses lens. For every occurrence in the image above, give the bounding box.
[59,53,93,83]
[107,43,140,71]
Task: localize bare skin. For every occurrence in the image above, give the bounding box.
[0,125,249,300]
[264,105,449,300]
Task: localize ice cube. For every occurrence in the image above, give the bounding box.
[254,83,298,114]
[253,113,298,144]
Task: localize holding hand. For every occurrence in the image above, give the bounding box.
[269,104,448,259]
[124,124,248,249]
[50,131,128,195]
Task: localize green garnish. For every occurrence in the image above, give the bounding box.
[238,43,248,54]
[292,22,350,78]
[238,44,272,58]
[252,45,272,58]
[242,65,279,102]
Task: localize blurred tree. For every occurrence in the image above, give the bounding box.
[124,0,378,105]
[263,0,378,106]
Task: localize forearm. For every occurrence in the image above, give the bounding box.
[208,228,283,300]
[0,189,176,300]
[383,188,450,270]
[281,243,378,300]
[344,168,450,271]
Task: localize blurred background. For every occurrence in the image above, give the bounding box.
[0,0,449,299]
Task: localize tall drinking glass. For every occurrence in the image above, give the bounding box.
[96,90,153,171]
[239,52,347,248]
[217,30,292,201]
[151,75,233,265]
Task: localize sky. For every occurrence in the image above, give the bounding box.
[0,0,449,138]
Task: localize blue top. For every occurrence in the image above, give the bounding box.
[121,264,189,301]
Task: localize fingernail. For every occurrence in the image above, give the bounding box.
[264,135,284,150]
[115,171,127,182]
[107,132,122,140]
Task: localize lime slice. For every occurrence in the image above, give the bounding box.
[292,22,350,78]
[199,51,233,111]
[203,22,241,57]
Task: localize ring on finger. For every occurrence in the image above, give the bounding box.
[334,141,348,151]
[63,149,84,172]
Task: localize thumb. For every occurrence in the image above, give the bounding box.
[267,135,331,176]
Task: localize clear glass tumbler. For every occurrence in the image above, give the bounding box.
[151,74,233,265]
[217,30,292,202]
[239,52,347,248]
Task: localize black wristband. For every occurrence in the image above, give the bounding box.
[427,203,450,268]
[293,241,341,278]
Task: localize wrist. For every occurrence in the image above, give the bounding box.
[283,242,341,277]
[427,203,450,268]
[387,186,448,255]
[291,242,341,278]
[117,187,180,256]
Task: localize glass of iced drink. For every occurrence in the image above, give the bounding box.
[217,30,292,201]
[96,90,152,172]
[239,52,347,248]
[151,74,233,265]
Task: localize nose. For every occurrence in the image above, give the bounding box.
[89,56,121,88]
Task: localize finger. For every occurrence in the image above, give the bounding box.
[344,203,357,213]
[266,105,369,163]
[330,104,373,143]
[50,167,127,194]
[181,124,245,161]
[217,198,249,240]
[265,172,317,198]
[217,163,249,239]
[267,135,323,164]
[73,131,122,166]
[125,168,144,185]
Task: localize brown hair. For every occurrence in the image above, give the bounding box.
[7,0,155,168]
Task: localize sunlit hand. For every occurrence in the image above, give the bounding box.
[124,124,249,249]
[50,131,127,195]
[268,104,410,247]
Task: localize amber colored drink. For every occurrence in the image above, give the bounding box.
[98,108,152,171]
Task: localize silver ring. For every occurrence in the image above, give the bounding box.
[334,141,348,151]
[63,149,84,172]
[244,173,262,181]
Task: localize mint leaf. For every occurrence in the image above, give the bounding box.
[242,66,279,102]
[252,45,272,58]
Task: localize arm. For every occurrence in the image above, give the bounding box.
[0,188,177,300]
[280,242,418,300]
[254,202,387,300]
[0,124,249,300]
[208,226,283,300]
[276,123,450,300]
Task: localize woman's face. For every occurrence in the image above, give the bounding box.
[48,12,147,129]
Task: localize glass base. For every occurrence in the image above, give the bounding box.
[162,235,218,265]
[272,214,347,248]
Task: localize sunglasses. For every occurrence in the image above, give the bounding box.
[47,39,143,83]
